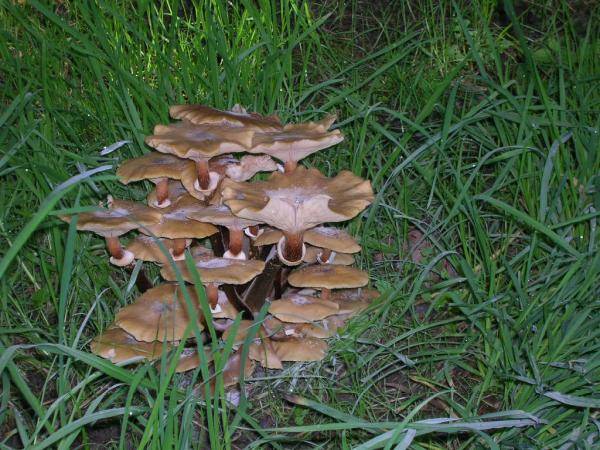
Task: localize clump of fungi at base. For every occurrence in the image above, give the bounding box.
[61,104,378,389]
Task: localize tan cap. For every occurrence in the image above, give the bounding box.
[160,256,265,284]
[303,245,354,265]
[171,347,214,373]
[304,227,361,253]
[147,181,191,207]
[186,204,259,230]
[117,153,193,184]
[268,295,339,323]
[288,265,369,290]
[114,283,204,342]
[221,320,267,347]
[252,228,282,246]
[91,327,171,363]
[331,288,379,316]
[169,104,282,132]
[248,338,283,369]
[61,198,162,238]
[263,317,334,339]
[271,337,328,362]
[221,350,256,386]
[225,155,278,182]
[126,235,191,263]
[222,167,373,233]
[145,122,254,161]
[249,116,343,165]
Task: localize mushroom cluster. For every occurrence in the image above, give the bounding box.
[63,104,378,389]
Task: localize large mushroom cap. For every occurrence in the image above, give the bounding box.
[61,199,162,237]
[91,327,171,363]
[169,104,283,132]
[114,283,204,342]
[222,167,373,233]
[268,295,339,323]
[288,265,369,290]
[271,337,328,362]
[249,116,343,164]
[145,122,255,161]
[160,256,265,284]
[117,153,193,184]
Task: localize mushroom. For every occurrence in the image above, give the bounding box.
[159,256,265,310]
[179,155,240,201]
[270,337,328,362]
[263,317,334,339]
[140,195,219,260]
[287,265,369,301]
[126,235,192,264]
[304,226,361,264]
[222,167,373,265]
[145,122,254,192]
[186,205,261,260]
[169,104,283,132]
[60,197,161,266]
[268,294,340,323]
[303,245,355,265]
[169,347,214,373]
[114,283,204,342]
[147,180,191,207]
[224,155,278,182]
[91,327,171,363]
[219,350,256,387]
[249,116,343,173]
[117,153,194,208]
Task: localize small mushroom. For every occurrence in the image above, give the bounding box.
[287,265,369,300]
[225,155,278,182]
[186,205,261,260]
[271,338,328,362]
[249,116,343,172]
[169,104,283,132]
[248,338,283,369]
[117,153,194,208]
[159,256,265,310]
[126,235,192,264]
[263,317,334,339]
[60,197,161,266]
[147,180,191,207]
[114,283,204,342]
[304,226,361,263]
[91,327,171,363]
[222,167,373,265]
[145,122,255,192]
[268,294,340,323]
[303,245,355,265]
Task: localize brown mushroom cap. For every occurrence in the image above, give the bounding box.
[148,181,191,207]
[252,228,281,246]
[169,104,283,132]
[221,350,256,386]
[126,235,192,263]
[268,295,340,323]
[248,338,283,369]
[145,122,255,161]
[171,347,214,373]
[271,337,328,362]
[91,327,171,363]
[61,198,162,237]
[117,153,193,184]
[303,245,355,265]
[114,283,204,342]
[179,155,239,200]
[222,167,373,233]
[331,288,380,316]
[211,290,240,319]
[186,205,260,230]
[287,265,369,290]
[160,256,265,284]
[304,227,361,253]
[225,155,278,182]
[221,320,267,346]
[263,317,334,339]
[249,116,343,164]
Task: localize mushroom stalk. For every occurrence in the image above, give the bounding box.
[282,232,304,263]
[195,159,210,190]
[320,288,331,301]
[247,225,260,238]
[155,178,169,206]
[172,238,187,258]
[105,236,124,259]
[283,160,297,173]
[205,283,219,309]
[228,228,244,256]
[317,248,332,264]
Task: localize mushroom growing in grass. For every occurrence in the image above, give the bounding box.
[140,195,219,260]
[126,235,192,264]
[224,155,278,182]
[249,116,343,173]
[268,294,339,323]
[145,122,254,193]
[114,283,204,342]
[159,256,265,311]
[287,265,369,301]
[169,104,283,132]
[222,167,373,265]
[60,197,161,266]
[187,205,261,260]
[91,327,171,363]
[117,153,194,208]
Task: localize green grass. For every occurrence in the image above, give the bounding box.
[1,0,600,448]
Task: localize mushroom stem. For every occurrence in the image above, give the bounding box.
[283,160,297,173]
[317,248,333,264]
[205,283,219,309]
[320,288,331,301]
[246,225,261,239]
[172,238,187,258]
[195,159,211,190]
[228,228,244,256]
[105,236,124,259]
[155,178,170,206]
[282,232,305,263]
